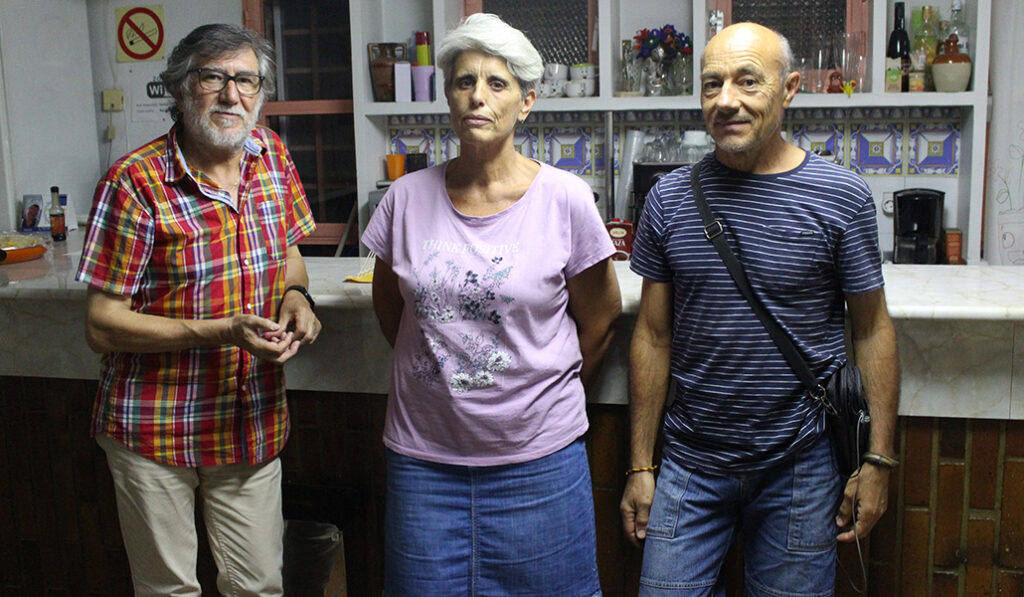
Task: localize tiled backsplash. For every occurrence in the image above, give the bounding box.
[387,107,966,255]
[388,107,963,177]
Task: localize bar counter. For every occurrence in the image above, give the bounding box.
[2,229,1022,418]
[5,231,1024,596]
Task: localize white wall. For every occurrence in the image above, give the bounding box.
[984,0,1024,265]
[0,0,240,230]
[0,0,99,229]
[86,0,240,170]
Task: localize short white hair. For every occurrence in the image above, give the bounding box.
[776,30,794,80]
[437,13,543,98]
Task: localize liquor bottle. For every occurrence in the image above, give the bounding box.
[885,2,911,92]
[913,5,939,90]
[48,186,66,241]
[946,0,970,56]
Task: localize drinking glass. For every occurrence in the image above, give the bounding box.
[843,32,868,93]
[811,33,835,93]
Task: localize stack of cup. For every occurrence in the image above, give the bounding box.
[538,63,568,98]
[412,31,434,102]
[565,63,597,97]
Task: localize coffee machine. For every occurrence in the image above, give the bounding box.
[631,162,685,223]
[893,188,944,264]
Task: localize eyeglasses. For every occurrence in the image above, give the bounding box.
[191,67,265,96]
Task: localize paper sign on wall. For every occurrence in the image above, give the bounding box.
[116,6,165,63]
[129,65,173,123]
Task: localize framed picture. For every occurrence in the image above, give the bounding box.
[21,195,44,232]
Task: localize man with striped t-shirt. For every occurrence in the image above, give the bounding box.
[620,23,899,595]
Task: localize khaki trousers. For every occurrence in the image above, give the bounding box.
[97,434,284,597]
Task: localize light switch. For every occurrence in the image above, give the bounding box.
[102,89,124,112]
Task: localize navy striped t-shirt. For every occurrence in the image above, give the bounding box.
[630,151,884,474]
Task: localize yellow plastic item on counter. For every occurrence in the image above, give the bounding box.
[344,252,376,283]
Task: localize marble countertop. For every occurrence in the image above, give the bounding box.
[4,230,1023,417]
[4,229,1021,321]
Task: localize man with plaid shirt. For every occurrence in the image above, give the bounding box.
[76,24,319,596]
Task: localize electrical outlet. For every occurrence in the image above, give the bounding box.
[102,89,124,112]
[881,192,895,216]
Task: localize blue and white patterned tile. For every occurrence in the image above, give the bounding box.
[592,129,618,174]
[440,128,459,162]
[514,127,539,160]
[544,126,591,174]
[850,122,903,175]
[908,122,960,175]
[389,128,436,161]
[793,123,844,164]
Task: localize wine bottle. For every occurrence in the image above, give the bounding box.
[886,2,911,92]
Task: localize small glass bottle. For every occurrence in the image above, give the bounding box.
[912,5,939,90]
[49,185,66,241]
[947,0,970,57]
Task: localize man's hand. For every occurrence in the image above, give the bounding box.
[620,472,657,549]
[276,290,322,345]
[228,314,300,364]
[835,464,890,542]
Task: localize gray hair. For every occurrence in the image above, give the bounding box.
[776,30,794,81]
[161,24,276,121]
[436,13,543,99]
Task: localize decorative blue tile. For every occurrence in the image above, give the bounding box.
[390,128,436,162]
[544,127,591,174]
[793,123,844,164]
[440,128,459,162]
[908,122,959,175]
[593,129,618,174]
[850,122,903,175]
[514,127,539,160]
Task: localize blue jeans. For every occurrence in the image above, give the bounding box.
[384,439,602,597]
[639,433,842,597]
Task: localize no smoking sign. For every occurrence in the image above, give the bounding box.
[116,6,165,62]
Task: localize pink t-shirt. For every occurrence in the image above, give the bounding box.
[362,161,615,466]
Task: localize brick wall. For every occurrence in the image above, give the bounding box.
[2,377,1023,596]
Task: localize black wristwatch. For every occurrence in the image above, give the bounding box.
[283,285,315,313]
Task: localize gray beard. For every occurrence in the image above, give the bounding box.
[181,93,262,152]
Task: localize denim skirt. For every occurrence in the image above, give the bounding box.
[384,438,602,597]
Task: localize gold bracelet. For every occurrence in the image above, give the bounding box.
[625,465,659,477]
[861,452,899,469]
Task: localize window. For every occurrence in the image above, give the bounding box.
[244,0,357,256]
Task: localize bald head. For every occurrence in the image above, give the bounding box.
[698,21,803,171]
[702,23,793,81]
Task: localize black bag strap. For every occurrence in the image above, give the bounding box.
[689,163,828,403]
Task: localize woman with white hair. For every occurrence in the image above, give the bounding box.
[362,12,621,596]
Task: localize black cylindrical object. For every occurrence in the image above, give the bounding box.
[893,188,944,264]
[631,162,685,223]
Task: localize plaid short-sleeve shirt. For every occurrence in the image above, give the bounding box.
[76,124,315,467]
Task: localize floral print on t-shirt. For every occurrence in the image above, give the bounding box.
[411,252,515,393]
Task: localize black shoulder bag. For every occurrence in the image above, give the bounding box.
[689,163,870,479]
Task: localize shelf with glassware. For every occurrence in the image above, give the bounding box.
[350,0,991,261]
[359,88,987,115]
[353,0,990,114]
